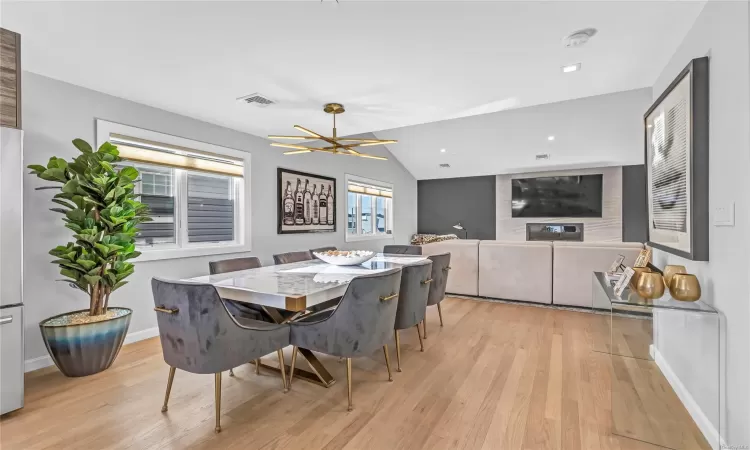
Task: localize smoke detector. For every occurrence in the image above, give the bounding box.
[563,28,597,48]
[439,163,451,168]
[237,93,275,107]
[535,154,550,160]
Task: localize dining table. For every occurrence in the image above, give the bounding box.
[183,253,430,387]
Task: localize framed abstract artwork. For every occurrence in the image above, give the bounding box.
[644,56,709,261]
[277,168,336,234]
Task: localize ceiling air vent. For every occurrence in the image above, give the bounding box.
[237,93,275,107]
[439,163,451,168]
[535,154,550,160]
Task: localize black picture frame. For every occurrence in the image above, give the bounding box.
[277,167,337,234]
[644,56,709,261]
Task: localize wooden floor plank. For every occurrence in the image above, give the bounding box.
[0,298,710,450]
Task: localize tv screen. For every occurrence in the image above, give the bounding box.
[511,175,603,218]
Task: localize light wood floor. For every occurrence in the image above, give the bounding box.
[0,298,710,450]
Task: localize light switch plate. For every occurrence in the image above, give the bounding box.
[713,202,735,226]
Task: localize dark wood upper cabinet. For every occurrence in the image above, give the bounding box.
[0,28,21,129]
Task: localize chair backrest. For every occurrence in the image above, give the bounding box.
[151,278,273,374]
[383,245,422,255]
[310,246,337,259]
[427,253,451,306]
[393,260,433,330]
[295,269,402,357]
[273,251,313,265]
[209,256,261,275]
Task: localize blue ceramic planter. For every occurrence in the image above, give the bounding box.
[39,308,132,377]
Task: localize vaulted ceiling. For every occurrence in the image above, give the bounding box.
[4,1,703,177]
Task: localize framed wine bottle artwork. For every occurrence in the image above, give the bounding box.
[277,168,337,234]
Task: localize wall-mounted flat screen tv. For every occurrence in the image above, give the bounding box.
[511,175,603,218]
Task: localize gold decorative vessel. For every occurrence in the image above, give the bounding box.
[630,267,651,289]
[636,272,665,299]
[669,273,702,302]
[663,265,687,287]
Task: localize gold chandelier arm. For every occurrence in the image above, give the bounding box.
[283,149,313,155]
[293,125,324,138]
[271,143,317,150]
[268,135,309,140]
[334,138,395,143]
[357,153,388,160]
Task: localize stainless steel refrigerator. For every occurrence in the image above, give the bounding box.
[0,126,24,415]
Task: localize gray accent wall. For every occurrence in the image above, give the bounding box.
[621,164,647,242]
[417,176,496,240]
[20,72,417,364]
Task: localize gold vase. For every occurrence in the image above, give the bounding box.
[636,272,665,299]
[669,273,702,302]
[663,265,687,287]
[630,267,651,289]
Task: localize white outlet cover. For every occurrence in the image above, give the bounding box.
[713,202,735,227]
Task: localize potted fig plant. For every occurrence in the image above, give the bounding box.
[28,139,150,377]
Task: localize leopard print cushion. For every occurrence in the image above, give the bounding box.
[410,233,459,245]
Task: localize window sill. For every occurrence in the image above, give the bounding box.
[345,233,395,243]
[134,243,252,263]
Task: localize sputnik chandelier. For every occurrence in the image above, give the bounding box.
[268,103,397,161]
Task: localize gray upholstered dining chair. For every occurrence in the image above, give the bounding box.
[310,246,337,258]
[151,278,290,433]
[287,269,402,411]
[423,253,451,339]
[392,259,432,371]
[273,250,313,265]
[209,256,266,375]
[383,244,422,255]
[209,257,264,321]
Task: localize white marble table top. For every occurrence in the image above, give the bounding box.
[183,253,428,311]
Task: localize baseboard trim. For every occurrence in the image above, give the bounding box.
[650,344,724,449]
[24,326,159,373]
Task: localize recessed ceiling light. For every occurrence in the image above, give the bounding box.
[440,148,446,153]
[548,136,555,141]
[562,63,581,73]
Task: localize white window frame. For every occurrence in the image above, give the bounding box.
[345,174,395,243]
[96,119,251,262]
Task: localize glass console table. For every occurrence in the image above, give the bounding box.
[592,272,721,450]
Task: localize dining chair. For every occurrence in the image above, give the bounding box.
[310,246,337,258]
[209,256,266,375]
[423,253,451,339]
[273,250,313,265]
[383,245,422,255]
[392,259,432,371]
[287,269,402,411]
[209,257,264,321]
[151,278,291,433]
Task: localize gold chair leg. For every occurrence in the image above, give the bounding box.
[416,323,424,352]
[423,318,427,339]
[229,368,235,377]
[214,373,222,433]
[255,358,261,375]
[277,349,288,393]
[394,330,402,372]
[437,303,444,327]
[346,357,353,411]
[161,366,176,412]
[289,346,298,388]
[383,345,393,382]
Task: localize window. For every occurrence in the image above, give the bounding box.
[96,120,250,262]
[345,175,393,242]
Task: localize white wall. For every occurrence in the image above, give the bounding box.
[21,72,417,364]
[496,166,622,242]
[650,2,750,447]
[376,88,653,180]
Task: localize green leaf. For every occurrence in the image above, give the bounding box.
[73,139,93,153]
[40,168,66,182]
[51,198,76,209]
[76,259,97,270]
[27,164,47,173]
[49,208,68,214]
[119,166,139,181]
[65,209,86,223]
[62,179,80,194]
[60,268,81,280]
[84,275,102,285]
[94,243,109,256]
[111,281,128,291]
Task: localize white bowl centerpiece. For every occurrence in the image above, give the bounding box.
[313,250,374,266]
